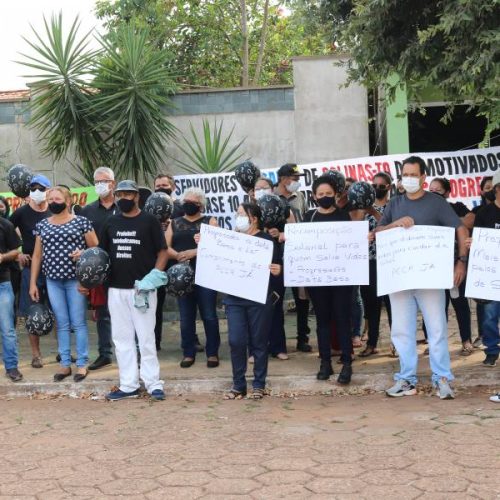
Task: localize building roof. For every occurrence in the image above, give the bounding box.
[0,89,30,102]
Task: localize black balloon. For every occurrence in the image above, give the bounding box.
[7,164,33,198]
[76,247,111,289]
[347,181,376,209]
[324,170,346,194]
[257,193,286,228]
[144,192,173,222]
[235,161,260,192]
[26,303,55,337]
[166,263,195,297]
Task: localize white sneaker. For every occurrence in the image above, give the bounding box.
[386,379,417,397]
[435,377,455,400]
[489,393,500,403]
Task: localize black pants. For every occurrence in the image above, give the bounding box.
[292,287,310,342]
[269,288,287,355]
[360,260,392,348]
[308,286,353,364]
[155,285,167,350]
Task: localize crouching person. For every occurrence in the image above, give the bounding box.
[99,180,168,401]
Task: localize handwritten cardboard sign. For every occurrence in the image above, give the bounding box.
[465,227,500,301]
[195,224,274,304]
[284,221,369,287]
[376,225,455,296]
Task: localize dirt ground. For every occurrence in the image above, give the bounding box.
[0,388,499,499]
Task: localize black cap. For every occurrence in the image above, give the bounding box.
[277,163,304,178]
[115,180,139,193]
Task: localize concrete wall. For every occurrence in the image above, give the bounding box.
[0,55,369,190]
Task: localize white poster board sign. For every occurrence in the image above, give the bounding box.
[465,227,500,301]
[284,221,369,287]
[195,224,273,304]
[376,225,455,296]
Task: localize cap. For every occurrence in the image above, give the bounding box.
[492,171,500,187]
[30,174,51,188]
[277,163,304,178]
[115,180,139,193]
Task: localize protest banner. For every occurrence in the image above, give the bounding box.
[173,146,500,229]
[465,227,500,302]
[376,225,455,296]
[283,221,369,287]
[195,224,273,304]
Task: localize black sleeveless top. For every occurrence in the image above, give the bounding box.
[170,215,211,270]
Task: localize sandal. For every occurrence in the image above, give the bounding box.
[248,388,265,400]
[460,343,474,356]
[352,336,363,348]
[223,388,247,400]
[359,346,378,357]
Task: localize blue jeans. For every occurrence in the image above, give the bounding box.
[0,281,19,370]
[482,301,500,356]
[46,278,89,368]
[224,295,272,391]
[390,289,453,384]
[177,285,220,358]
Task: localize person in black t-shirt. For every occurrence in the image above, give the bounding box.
[99,180,168,402]
[303,175,354,385]
[223,203,282,400]
[428,177,474,354]
[81,166,119,371]
[469,172,500,382]
[10,174,51,369]
[0,217,23,382]
[152,173,184,352]
[472,176,494,215]
[165,187,220,369]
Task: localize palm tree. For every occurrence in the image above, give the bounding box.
[18,13,177,184]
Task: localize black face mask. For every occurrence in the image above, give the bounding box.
[374,187,388,200]
[117,198,136,213]
[484,190,496,202]
[155,188,172,196]
[316,196,336,209]
[183,201,200,216]
[48,202,66,214]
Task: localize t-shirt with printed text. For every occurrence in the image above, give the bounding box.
[99,211,167,289]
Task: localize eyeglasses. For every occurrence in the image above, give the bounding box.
[30,185,46,192]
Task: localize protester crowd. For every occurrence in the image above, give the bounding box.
[0,157,498,403]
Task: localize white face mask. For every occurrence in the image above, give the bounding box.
[401,176,421,194]
[95,182,111,198]
[286,180,301,193]
[235,215,251,233]
[255,188,272,200]
[30,189,46,205]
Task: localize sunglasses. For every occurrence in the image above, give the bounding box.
[30,185,47,192]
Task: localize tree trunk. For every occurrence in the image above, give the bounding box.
[240,0,249,87]
[252,0,270,86]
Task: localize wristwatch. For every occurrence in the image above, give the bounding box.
[458,255,468,263]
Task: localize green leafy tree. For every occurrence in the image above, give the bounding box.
[95,0,331,88]
[318,0,499,141]
[18,13,177,184]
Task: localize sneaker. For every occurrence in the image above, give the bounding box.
[472,336,482,348]
[150,389,165,401]
[483,354,499,367]
[6,368,23,382]
[106,389,140,401]
[435,377,455,400]
[489,393,500,403]
[386,379,417,397]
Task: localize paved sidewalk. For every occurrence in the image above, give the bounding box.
[0,390,498,498]
[3,307,498,397]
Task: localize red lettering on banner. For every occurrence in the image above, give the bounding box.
[466,177,476,197]
[357,164,368,181]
